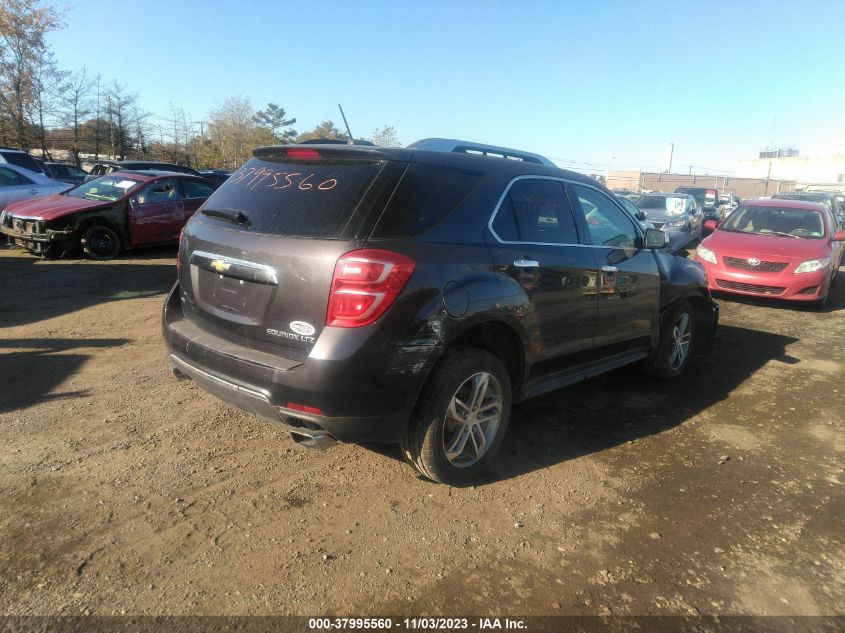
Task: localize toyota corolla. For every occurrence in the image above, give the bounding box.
[695,199,845,306]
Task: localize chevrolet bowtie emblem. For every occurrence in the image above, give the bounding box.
[211,259,231,273]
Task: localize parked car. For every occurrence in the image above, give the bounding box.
[162,140,719,484]
[773,191,844,225]
[635,193,703,239]
[86,160,203,180]
[0,146,49,176]
[198,169,232,186]
[719,192,742,216]
[0,163,69,211]
[695,199,845,306]
[675,187,723,224]
[0,170,216,259]
[44,162,88,185]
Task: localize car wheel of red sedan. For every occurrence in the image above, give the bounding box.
[82,224,121,260]
[641,301,695,380]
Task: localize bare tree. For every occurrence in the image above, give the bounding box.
[0,0,64,148]
[105,81,143,159]
[59,67,93,166]
[207,96,271,169]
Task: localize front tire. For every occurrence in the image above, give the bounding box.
[641,301,695,380]
[81,224,121,260]
[401,347,511,485]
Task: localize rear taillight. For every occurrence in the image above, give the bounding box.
[326,249,415,328]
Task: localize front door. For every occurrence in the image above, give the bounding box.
[128,178,185,245]
[486,177,598,362]
[566,182,661,353]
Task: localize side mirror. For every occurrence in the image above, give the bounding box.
[643,227,668,249]
[704,219,718,232]
[636,210,647,221]
[834,230,845,241]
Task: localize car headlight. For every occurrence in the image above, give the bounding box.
[794,258,830,274]
[697,245,717,264]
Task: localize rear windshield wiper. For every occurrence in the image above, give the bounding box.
[202,208,251,226]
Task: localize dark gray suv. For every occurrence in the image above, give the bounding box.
[163,139,718,484]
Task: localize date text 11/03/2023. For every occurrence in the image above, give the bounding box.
[229,167,339,192]
[308,617,528,630]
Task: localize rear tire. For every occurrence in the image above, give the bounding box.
[401,346,512,485]
[81,224,121,260]
[641,301,695,380]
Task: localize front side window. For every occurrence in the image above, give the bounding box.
[136,179,183,205]
[491,178,579,244]
[569,183,638,248]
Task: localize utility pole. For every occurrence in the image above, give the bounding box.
[688,165,693,176]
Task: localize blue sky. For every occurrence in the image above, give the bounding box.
[47,0,845,174]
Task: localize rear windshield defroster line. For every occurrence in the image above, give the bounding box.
[202,157,384,239]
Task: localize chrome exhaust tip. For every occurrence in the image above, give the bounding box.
[290,431,339,451]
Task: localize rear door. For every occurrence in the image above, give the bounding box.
[128,178,185,245]
[486,177,598,361]
[566,182,661,353]
[178,177,215,224]
[178,149,405,359]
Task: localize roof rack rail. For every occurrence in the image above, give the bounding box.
[407,138,556,167]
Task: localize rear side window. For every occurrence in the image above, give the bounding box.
[181,178,214,198]
[371,164,482,238]
[1,151,41,174]
[204,157,383,238]
[0,166,33,186]
[491,178,579,244]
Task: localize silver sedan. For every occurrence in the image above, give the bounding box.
[0,163,69,211]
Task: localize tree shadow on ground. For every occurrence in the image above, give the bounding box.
[0,250,176,328]
[0,338,129,414]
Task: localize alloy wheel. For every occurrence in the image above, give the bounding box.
[442,372,503,468]
[669,312,692,370]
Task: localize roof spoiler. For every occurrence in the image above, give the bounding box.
[253,145,412,162]
[407,138,556,167]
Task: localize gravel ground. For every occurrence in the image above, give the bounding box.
[0,244,843,617]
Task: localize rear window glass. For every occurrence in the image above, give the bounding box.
[203,157,383,238]
[1,151,42,174]
[371,164,482,238]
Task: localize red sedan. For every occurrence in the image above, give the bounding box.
[0,170,216,259]
[695,199,845,306]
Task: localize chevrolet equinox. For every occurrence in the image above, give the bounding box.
[163,138,718,484]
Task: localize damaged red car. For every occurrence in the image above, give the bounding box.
[0,170,216,259]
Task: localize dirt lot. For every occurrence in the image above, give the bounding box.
[1,244,843,617]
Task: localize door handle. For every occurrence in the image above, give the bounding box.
[601,265,618,273]
[513,259,539,268]
[28,189,39,194]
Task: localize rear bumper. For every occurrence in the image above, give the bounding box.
[698,260,830,301]
[162,284,437,444]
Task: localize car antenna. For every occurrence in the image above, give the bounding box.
[338,104,355,145]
